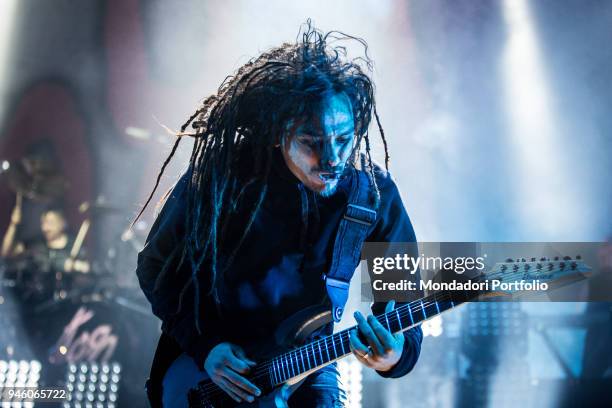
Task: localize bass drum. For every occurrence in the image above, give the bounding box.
[24,297,159,407]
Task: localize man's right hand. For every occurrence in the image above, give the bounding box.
[204,342,262,403]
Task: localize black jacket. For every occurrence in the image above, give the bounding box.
[136,151,423,379]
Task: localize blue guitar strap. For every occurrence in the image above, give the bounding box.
[325,168,377,323]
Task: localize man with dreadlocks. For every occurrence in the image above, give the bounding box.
[136,22,422,407]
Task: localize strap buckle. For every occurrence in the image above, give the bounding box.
[324,277,350,322]
[343,204,376,226]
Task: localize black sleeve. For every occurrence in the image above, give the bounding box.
[135,172,225,369]
[366,170,423,379]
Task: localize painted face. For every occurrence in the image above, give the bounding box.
[281,92,355,197]
[41,210,67,242]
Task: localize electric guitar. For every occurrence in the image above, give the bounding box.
[161,257,591,407]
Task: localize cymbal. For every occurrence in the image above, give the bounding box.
[0,159,68,202]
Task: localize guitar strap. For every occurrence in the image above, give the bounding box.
[324,168,377,323]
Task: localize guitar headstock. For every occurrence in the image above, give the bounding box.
[482,255,591,296]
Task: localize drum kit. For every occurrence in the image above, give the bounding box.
[0,156,145,308]
[0,155,159,396]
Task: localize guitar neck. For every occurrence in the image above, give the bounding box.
[263,255,591,386]
[188,257,589,405]
[264,289,468,386]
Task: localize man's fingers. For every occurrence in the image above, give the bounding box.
[349,330,372,366]
[385,301,405,341]
[368,315,396,351]
[233,346,257,366]
[354,311,385,355]
[225,352,251,374]
[218,375,256,403]
[222,368,261,397]
[349,329,369,355]
[349,330,371,360]
[217,377,245,403]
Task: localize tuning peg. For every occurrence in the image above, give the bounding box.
[571,262,577,270]
[563,256,571,260]
[554,256,560,261]
[559,262,566,269]
[536,263,543,270]
[506,258,514,263]
[548,263,554,271]
[513,264,519,271]
[531,257,536,262]
[501,264,508,271]
[521,258,526,262]
[540,257,547,262]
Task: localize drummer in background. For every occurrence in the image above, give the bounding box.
[1,195,89,273]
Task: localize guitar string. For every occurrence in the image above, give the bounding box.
[193,263,569,399]
[193,289,463,399]
[209,261,567,381]
[192,291,457,399]
[193,263,565,400]
[204,264,531,380]
[193,262,566,401]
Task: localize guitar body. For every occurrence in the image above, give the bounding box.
[157,256,590,407]
[160,305,333,408]
[161,353,211,407]
[162,354,286,407]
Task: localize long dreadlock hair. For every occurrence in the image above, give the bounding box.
[135,20,390,333]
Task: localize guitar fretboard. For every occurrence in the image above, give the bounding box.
[265,289,468,386]
[189,257,589,405]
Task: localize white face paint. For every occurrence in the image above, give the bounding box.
[281,92,355,197]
